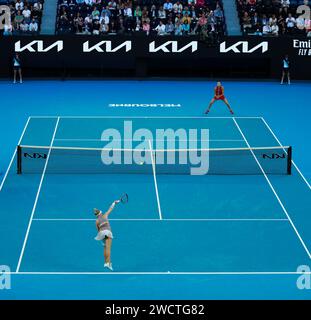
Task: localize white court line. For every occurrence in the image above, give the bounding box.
[54,138,245,142]
[233,118,311,260]
[261,117,311,190]
[16,117,61,273]
[0,117,31,192]
[32,218,288,222]
[3,271,311,275]
[148,139,162,220]
[29,116,262,119]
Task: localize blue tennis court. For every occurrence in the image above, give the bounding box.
[0,80,311,299]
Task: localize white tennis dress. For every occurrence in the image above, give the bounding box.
[95,214,113,241]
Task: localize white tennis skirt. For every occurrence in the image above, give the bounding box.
[95,230,113,241]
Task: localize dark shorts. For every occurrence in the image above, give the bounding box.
[13,66,21,71]
[283,68,290,73]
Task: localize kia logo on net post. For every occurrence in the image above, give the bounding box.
[220,41,269,54]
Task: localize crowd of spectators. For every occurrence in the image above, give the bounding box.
[237,0,311,36]
[56,0,226,40]
[0,0,44,35]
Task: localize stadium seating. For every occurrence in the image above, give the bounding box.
[236,0,311,36]
[55,0,226,40]
[0,0,44,35]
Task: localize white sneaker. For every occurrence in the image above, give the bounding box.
[20,80,23,84]
[108,263,113,271]
[104,262,109,268]
[13,80,16,84]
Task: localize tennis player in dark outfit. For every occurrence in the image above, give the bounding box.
[13,53,23,84]
[281,55,290,85]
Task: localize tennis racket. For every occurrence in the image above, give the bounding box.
[118,193,128,204]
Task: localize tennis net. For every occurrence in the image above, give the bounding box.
[16,145,292,175]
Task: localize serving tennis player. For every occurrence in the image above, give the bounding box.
[94,200,120,271]
[204,82,234,115]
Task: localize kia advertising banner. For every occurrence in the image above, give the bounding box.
[0,36,310,79]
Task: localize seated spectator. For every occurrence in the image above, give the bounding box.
[93,19,100,34]
[109,21,117,34]
[33,1,43,14]
[74,13,84,33]
[158,6,166,20]
[14,10,24,29]
[22,5,31,23]
[262,23,271,35]
[194,12,207,33]
[286,13,296,34]
[92,7,100,20]
[118,17,125,34]
[101,6,111,18]
[190,5,197,21]
[182,13,191,25]
[101,20,109,34]
[261,14,269,26]
[20,19,29,32]
[182,20,190,34]
[142,20,150,35]
[163,0,173,12]
[296,15,305,33]
[142,6,149,18]
[165,19,174,34]
[271,22,279,35]
[84,14,93,27]
[207,10,216,31]
[174,21,183,35]
[15,0,24,11]
[214,4,224,21]
[182,6,190,16]
[134,6,142,20]
[108,0,117,13]
[269,14,277,26]
[280,0,290,15]
[29,18,38,34]
[173,1,183,14]
[135,20,141,32]
[155,20,166,35]
[124,4,133,17]
[150,5,157,19]
[242,11,252,33]
[99,12,109,25]
[252,12,261,27]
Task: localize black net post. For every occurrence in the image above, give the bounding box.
[287,146,292,175]
[17,145,22,174]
